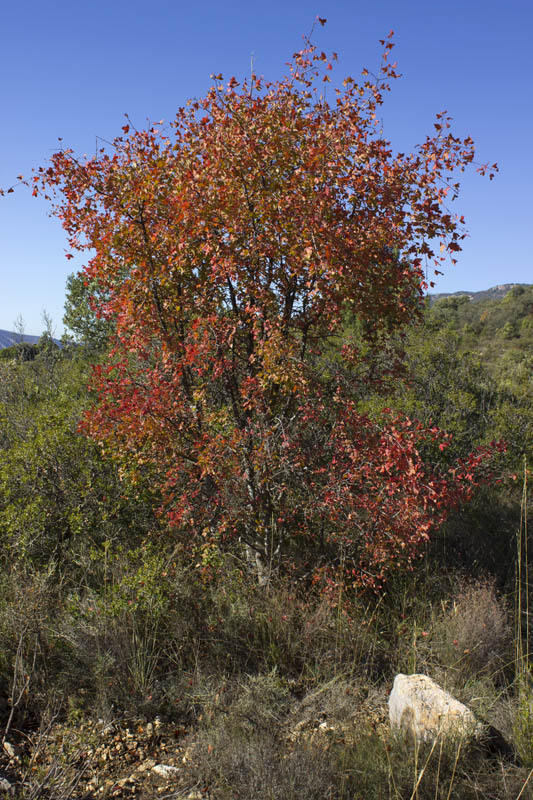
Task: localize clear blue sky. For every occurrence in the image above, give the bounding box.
[1,0,531,336]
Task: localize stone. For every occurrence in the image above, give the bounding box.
[318,721,335,733]
[152,763,180,778]
[388,673,481,744]
[2,742,15,760]
[137,758,157,772]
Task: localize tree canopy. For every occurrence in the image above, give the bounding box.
[34,31,499,589]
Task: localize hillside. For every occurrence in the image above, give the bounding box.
[424,283,533,377]
[0,328,62,349]
[428,283,531,305]
[379,283,533,484]
[0,329,43,349]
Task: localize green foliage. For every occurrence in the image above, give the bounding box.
[394,329,497,458]
[63,271,113,350]
[367,286,533,474]
[0,341,40,361]
[499,320,518,339]
[0,347,158,574]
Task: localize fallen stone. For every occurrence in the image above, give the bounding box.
[152,763,180,778]
[137,758,157,772]
[318,721,335,733]
[389,673,481,744]
[2,742,15,760]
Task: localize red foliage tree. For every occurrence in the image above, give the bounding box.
[35,30,499,588]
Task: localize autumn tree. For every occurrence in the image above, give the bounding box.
[35,28,499,589]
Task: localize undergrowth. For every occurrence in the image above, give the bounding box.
[0,538,532,798]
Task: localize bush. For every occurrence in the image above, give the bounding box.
[428,579,513,685]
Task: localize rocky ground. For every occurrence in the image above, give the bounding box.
[0,678,529,800]
[0,689,390,799]
[1,716,200,799]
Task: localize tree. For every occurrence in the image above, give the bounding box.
[63,271,113,350]
[13,313,25,343]
[34,29,499,589]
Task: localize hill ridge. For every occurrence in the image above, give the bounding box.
[428,283,531,306]
[0,328,62,349]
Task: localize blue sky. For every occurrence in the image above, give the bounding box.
[1,0,531,335]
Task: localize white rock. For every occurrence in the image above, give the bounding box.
[389,673,481,744]
[152,763,180,778]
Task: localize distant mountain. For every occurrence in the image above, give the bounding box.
[0,329,62,350]
[428,283,531,306]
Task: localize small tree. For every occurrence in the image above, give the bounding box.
[13,313,25,343]
[63,271,113,350]
[35,29,498,589]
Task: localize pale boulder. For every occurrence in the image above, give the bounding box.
[388,673,481,744]
[152,764,180,778]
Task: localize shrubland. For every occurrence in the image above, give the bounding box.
[0,324,530,796]
[0,24,531,799]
